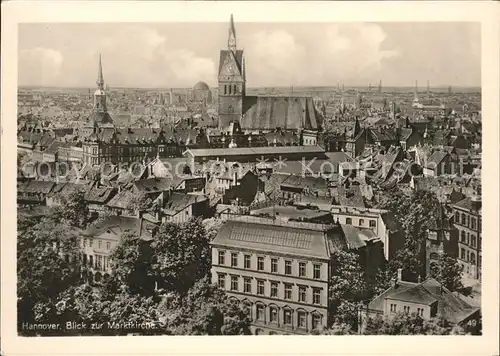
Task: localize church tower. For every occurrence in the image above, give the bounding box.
[84,54,112,136]
[218,14,246,131]
[94,54,107,112]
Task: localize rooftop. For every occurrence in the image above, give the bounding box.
[211,215,333,259]
[368,277,479,324]
[184,145,325,157]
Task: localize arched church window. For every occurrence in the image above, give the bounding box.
[233,84,237,94]
[224,85,227,95]
[229,85,232,95]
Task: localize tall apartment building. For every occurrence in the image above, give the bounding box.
[211,216,334,335]
[451,196,482,281]
[210,215,385,335]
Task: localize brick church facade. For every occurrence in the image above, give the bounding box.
[218,15,323,137]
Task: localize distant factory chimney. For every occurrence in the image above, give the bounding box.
[378,80,382,93]
[448,86,452,95]
[427,80,430,95]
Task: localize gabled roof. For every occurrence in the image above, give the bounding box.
[43,140,67,155]
[368,277,479,324]
[380,211,401,233]
[339,224,379,250]
[388,284,438,305]
[325,151,354,164]
[432,129,452,145]
[134,178,178,193]
[84,186,116,204]
[106,189,137,210]
[48,182,84,197]
[399,127,414,141]
[81,215,155,241]
[336,184,365,208]
[370,128,399,142]
[18,180,55,194]
[280,174,328,192]
[426,151,449,168]
[162,192,207,216]
[452,197,482,214]
[218,49,244,77]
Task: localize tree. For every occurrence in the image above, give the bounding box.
[202,217,224,240]
[17,218,82,334]
[363,313,455,335]
[157,278,251,335]
[328,250,369,328]
[127,191,152,212]
[151,218,211,294]
[109,232,155,296]
[53,190,91,228]
[373,188,441,281]
[429,254,464,292]
[313,322,354,335]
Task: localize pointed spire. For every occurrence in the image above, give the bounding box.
[97,53,104,89]
[354,116,361,137]
[228,14,237,53]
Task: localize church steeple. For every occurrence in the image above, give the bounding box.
[228,14,237,53]
[96,53,104,90]
[94,54,107,113]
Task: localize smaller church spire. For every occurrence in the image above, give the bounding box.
[97,54,104,90]
[228,14,237,53]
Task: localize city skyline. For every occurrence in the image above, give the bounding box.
[19,21,480,89]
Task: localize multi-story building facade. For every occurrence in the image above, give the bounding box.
[79,215,156,282]
[210,215,335,335]
[452,196,482,281]
[330,206,404,262]
[80,56,205,166]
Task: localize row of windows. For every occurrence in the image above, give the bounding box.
[80,253,110,271]
[460,248,478,265]
[250,303,323,330]
[304,138,317,145]
[82,238,112,250]
[460,231,480,249]
[219,274,323,305]
[218,251,322,279]
[85,157,99,165]
[454,211,479,230]
[345,217,377,228]
[390,304,424,317]
[84,147,98,155]
[223,84,238,95]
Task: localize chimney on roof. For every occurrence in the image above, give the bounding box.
[397,268,402,282]
[417,275,422,283]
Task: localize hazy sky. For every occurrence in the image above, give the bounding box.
[18,21,481,88]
